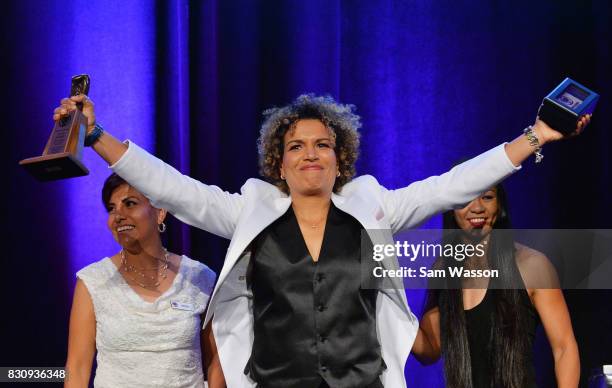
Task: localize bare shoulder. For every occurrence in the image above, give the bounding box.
[515,243,551,270]
[514,243,559,289]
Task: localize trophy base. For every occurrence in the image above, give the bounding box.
[19,152,89,182]
[538,98,579,136]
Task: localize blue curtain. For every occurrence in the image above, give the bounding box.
[3,1,611,386]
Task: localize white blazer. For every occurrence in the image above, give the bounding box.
[112,142,520,388]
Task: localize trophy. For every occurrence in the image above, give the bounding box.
[538,78,599,136]
[19,75,91,181]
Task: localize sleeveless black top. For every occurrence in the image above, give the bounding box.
[465,288,539,388]
[245,204,384,388]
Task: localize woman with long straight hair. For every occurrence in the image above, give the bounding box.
[412,184,579,388]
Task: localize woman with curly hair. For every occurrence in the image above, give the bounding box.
[53,93,589,388]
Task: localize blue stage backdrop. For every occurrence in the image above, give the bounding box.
[3,1,611,387]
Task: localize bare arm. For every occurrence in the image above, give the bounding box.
[202,318,226,388]
[411,307,442,365]
[64,280,96,388]
[533,288,580,387]
[517,248,580,387]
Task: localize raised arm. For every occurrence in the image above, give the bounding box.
[53,95,244,239]
[383,116,590,232]
[504,116,589,166]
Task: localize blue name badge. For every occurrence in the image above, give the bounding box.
[171,301,195,311]
[538,77,599,135]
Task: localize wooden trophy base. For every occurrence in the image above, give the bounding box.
[19,110,89,181]
[19,152,89,182]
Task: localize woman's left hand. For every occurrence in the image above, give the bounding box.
[533,114,592,145]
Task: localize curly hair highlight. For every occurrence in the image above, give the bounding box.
[257,94,361,194]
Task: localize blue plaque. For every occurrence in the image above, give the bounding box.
[538,78,599,135]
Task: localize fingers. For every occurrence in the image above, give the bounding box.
[580,114,591,127]
[69,94,86,102]
[52,106,70,121]
[53,94,95,121]
[574,114,592,136]
[52,99,77,121]
[69,94,94,107]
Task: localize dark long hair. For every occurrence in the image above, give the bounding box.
[438,184,529,388]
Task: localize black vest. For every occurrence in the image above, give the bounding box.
[245,204,385,388]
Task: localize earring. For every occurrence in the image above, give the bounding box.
[336,170,341,177]
[280,173,286,180]
[158,222,167,233]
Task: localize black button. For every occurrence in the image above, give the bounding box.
[317,273,325,282]
[317,304,325,312]
[321,365,327,372]
[319,335,327,343]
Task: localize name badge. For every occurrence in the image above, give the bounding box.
[171,301,194,311]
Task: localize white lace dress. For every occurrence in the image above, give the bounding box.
[76,255,216,388]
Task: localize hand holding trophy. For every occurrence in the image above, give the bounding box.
[19,75,92,181]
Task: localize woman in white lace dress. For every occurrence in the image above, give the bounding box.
[64,173,223,388]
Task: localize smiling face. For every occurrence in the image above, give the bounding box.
[106,184,166,248]
[453,188,499,239]
[280,119,339,197]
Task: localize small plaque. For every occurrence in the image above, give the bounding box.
[171,301,195,311]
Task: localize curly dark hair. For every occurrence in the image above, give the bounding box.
[257,94,361,194]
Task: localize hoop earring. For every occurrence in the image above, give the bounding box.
[280,174,286,180]
[336,170,341,177]
[158,222,167,233]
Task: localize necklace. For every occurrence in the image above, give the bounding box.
[120,248,169,289]
[300,217,326,229]
[294,209,328,229]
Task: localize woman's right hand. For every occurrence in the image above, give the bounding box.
[532,114,591,145]
[52,95,128,165]
[53,94,97,134]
